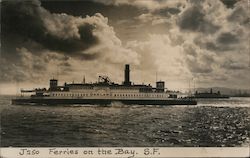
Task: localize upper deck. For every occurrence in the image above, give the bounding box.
[19,64,180,99]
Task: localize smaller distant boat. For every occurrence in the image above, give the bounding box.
[192,89,230,99]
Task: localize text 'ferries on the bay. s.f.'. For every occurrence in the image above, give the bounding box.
[12,65,197,105]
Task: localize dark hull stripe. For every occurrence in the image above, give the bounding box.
[193,97,229,99]
[12,98,197,105]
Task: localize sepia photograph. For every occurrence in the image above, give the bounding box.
[0,0,250,157]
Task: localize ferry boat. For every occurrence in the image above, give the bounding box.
[192,89,230,99]
[12,65,197,105]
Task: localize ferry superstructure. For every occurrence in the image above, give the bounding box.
[192,89,230,99]
[12,65,197,105]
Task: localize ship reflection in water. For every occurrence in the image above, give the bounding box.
[1,96,250,147]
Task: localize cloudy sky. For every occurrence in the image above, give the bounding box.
[1,0,250,94]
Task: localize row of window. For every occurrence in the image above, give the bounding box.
[70,86,141,90]
[52,93,166,98]
[113,94,165,97]
[71,86,93,89]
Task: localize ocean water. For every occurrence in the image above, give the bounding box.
[0,95,249,147]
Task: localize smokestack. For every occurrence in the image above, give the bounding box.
[49,79,58,91]
[124,64,131,86]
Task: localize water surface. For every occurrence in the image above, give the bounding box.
[1,96,250,147]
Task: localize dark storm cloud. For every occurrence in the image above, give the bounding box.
[228,5,250,25]
[38,23,98,58]
[220,0,238,8]
[0,0,117,83]
[216,32,239,44]
[1,0,99,60]
[194,37,238,52]
[204,42,233,52]
[41,0,144,22]
[153,7,181,17]
[183,44,214,74]
[1,0,141,84]
[40,0,146,43]
[194,32,241,52]
[185,61,208,74]
[178,6,220,34]
[222,60,248,70]
[1,0,44,60]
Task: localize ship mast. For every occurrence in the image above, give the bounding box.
[187,79,190,96]
[56,65,59,80]
[193,77,196,95]
[82,75,85,84]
